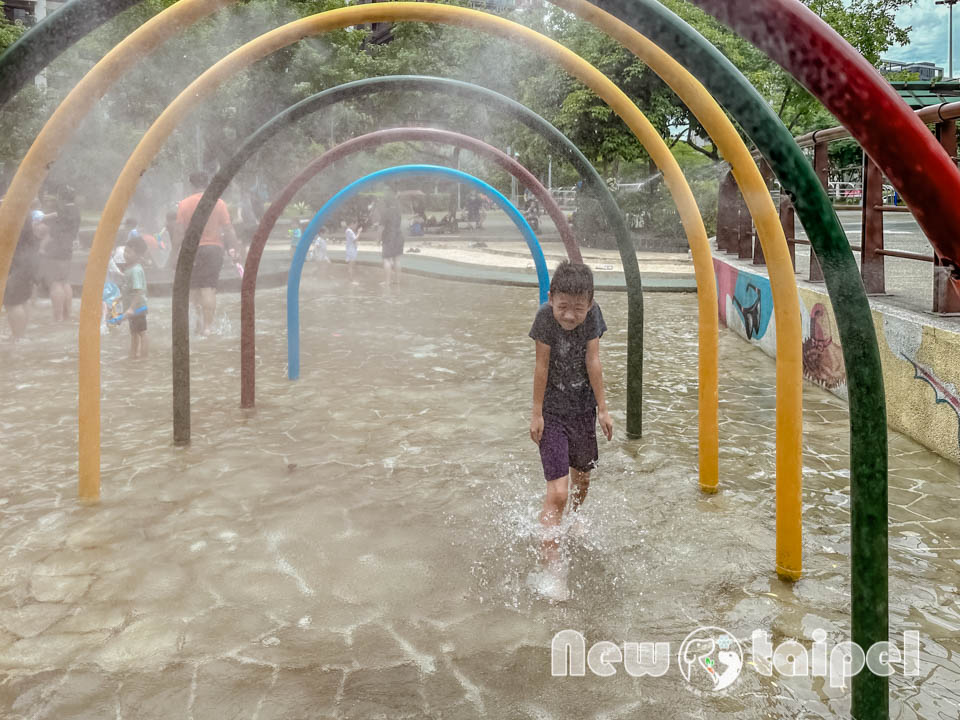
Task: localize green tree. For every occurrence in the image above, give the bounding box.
[0,0,917,230]
[0,1,24,53]
[0,1,43,190]
[658,0,915,136]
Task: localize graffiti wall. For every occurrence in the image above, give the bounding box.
[796,290,847,397]
[714,253,960,464]
[879,311,960,465]
[713,258,775,356]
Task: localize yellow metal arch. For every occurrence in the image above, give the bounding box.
[1,0,805,578]
[558,0,803,579]
[0,3,806,578]
[0,0,231,307]
[71,4,720,503]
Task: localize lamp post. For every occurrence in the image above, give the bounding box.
[509,147,520,205]
[35,0,47,90]
[938,0,959,79]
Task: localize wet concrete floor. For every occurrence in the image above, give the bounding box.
[0,266,958,718]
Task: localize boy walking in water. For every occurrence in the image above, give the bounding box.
[123,235,149,360]
[529,261,613,599]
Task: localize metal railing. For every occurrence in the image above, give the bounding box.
[717,102,960,314]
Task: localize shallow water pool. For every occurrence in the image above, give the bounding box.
[1,267,958,718]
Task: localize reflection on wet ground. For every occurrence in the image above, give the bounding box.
[1,266,958,719]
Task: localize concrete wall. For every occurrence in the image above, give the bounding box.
[713,252,960,465]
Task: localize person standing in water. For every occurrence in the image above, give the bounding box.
[174,172,241,337]
[344,219,362,284]
[3,220,40,341]
[379,193,404,285]
[528,261,613,600]
[122,235,149,360]
[40,186,80,322]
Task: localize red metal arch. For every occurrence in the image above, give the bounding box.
[692,0,960,277]
[240,126,579,408]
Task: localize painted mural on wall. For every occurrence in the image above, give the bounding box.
[882,313,960,459]
[713,255,960,463]
[713,258,773,345]
[903,356,960,450]
[801,302,846,390]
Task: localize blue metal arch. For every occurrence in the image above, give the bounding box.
[287,164,549,379]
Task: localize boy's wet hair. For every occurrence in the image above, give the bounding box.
[189,171,208,188]
[126,236,148,257]
[550,260,594,300]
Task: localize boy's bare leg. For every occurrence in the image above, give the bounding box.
[129,332,139,360]
[139,332,149,359]
[382,259,392,286]
[49,281,68,322]
[539,474,569,568]
[61,281,73,321]
[570,469,591,512]
[189,289,202,334]
[200,288,216,336]
[393,257,401,284]
[7,303,27,340]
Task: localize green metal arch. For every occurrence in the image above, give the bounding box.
[0,0,141,109]
[172,75,643,444]
[592,0,888,714]
[239,125,578,409]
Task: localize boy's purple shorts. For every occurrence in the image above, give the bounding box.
[539,409,598,482]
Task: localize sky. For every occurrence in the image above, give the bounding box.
[892,3,960,73]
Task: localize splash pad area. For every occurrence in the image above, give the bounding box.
[5,0,960,715]
[1,273,958,718]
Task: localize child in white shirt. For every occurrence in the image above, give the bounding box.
[345,219,362,284]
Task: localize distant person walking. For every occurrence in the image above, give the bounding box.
[3,220,40,341]
[122,235,149,360]
[379,194,404,286]
[237,185,261,258]
[345,218,362,284]
[466,192,484,229]
[39,186,80,322]
[174,172,240,336]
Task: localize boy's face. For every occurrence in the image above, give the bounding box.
[549,291,591,331]
[123,245,140,264]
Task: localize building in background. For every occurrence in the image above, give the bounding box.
[3,1,66,26]
[880,59,945,82]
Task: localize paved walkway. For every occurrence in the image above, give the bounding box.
[306,238,696,292]
[794,208,943,314]
[68,213,698,294]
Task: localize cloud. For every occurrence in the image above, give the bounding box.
[892,4,952,69]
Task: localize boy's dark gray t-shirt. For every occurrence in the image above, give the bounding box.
[529,301,607,416]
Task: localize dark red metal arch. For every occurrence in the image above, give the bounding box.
[691,0,960,279]
[240,126,579,408]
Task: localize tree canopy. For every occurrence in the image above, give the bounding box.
[0,0,918,232]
